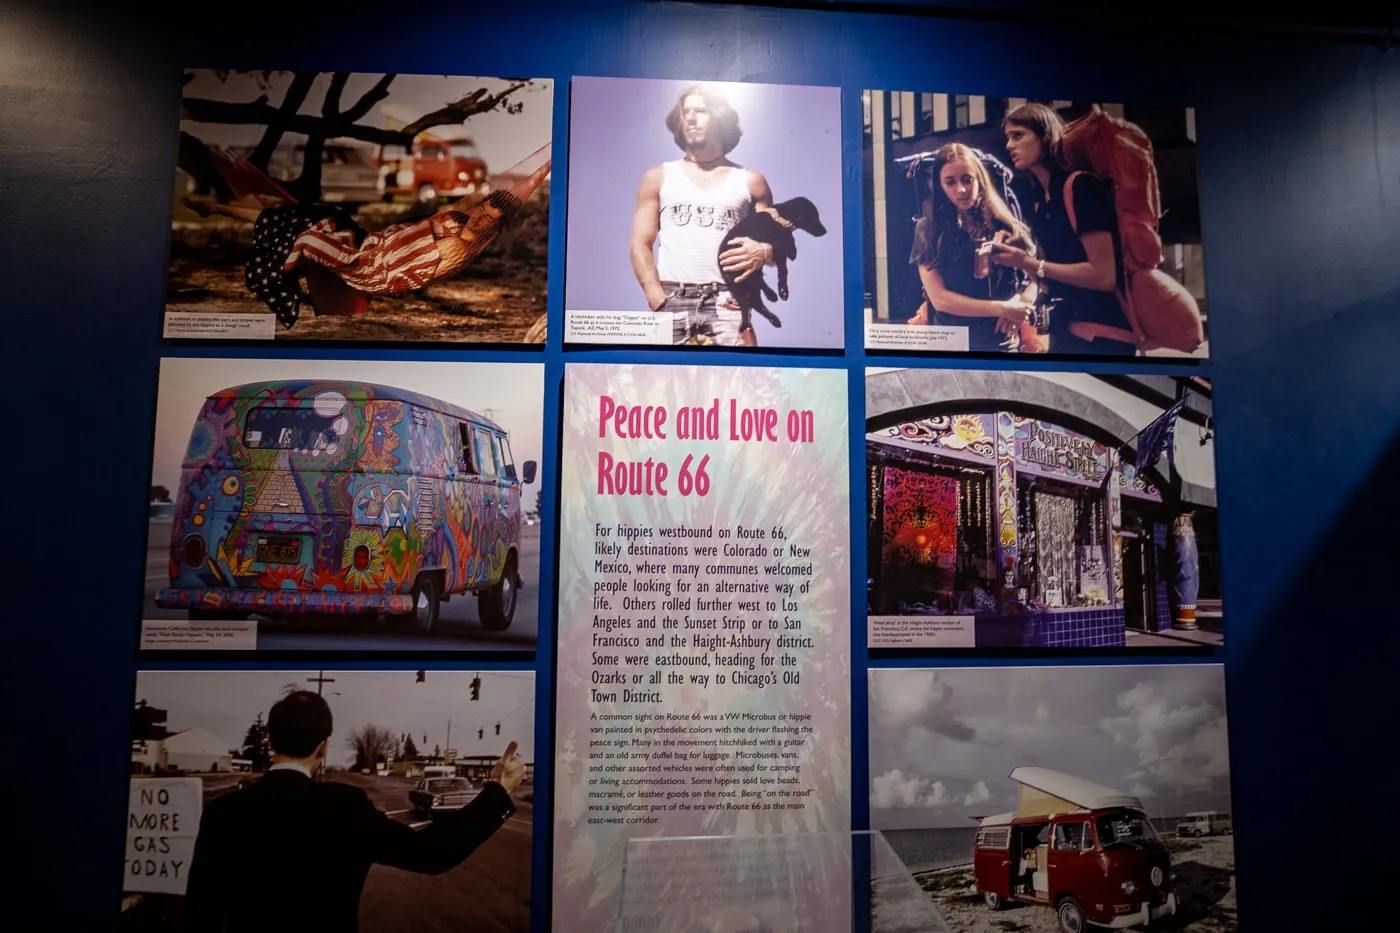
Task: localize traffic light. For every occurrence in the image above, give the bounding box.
[478,728,484,740]
[495,722,501,735]
[470,676,481,701]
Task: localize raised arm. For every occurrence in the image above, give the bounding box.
[629,165,669,311]
[359,741,525,875]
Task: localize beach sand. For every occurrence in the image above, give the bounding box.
[909,835,1237,933]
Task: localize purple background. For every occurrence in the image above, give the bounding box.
[564,76,845,348]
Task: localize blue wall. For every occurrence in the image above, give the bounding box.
[5,0,1398,929]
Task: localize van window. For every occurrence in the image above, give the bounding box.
[491,435,509,479]
[501,436,518,480]
[244,406,338,452]
[1095,812,1159,846]
[421,144,446,161]
[976,827,1010,849]
[472,428,498,476]
[458,424,475,472]
[1054,822,1092,852]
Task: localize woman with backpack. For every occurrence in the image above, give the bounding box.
[992,102,1138,356]
[906,142,1041,353]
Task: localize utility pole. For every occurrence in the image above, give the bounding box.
[307,671,336,696]
[306,672,336,781]
[446,718,452,758]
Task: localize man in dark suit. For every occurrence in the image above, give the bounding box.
[182,690,524,932]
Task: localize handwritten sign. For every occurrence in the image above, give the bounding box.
[125,778,202,894]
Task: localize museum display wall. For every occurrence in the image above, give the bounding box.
[6,0,1399,930]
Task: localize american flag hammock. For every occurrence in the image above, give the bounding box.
[211,142,551,328]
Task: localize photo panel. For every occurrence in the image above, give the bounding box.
[867,367,1222,649]
[166,71,553,344]
[141,358,545,653]
[862,91,1209,359]
[868,664,1235,932]
[121,669,535,932]
[564,76,845,350]
[552,363,852,931]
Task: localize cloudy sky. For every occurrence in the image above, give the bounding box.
[868,665,1232,830]
[151,357,545,512]
[180,71,552,174]
[134,670,536,766]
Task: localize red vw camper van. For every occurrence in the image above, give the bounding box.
[973,767,1177,932]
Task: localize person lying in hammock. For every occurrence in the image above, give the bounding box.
[187,187,528,329]
[184,141,550,329]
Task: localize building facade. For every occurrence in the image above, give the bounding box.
[867,369,1219,647]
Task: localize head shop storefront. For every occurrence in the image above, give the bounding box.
[866,370,1217,648]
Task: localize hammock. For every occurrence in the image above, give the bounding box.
[191,138,551,324]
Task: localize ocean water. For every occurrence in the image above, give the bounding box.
[880,827,978,874]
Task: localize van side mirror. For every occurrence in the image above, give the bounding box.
[522,460,537,484]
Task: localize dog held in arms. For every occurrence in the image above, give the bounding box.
[718,197,826,337]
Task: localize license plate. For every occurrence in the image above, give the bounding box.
[256,536,301,564]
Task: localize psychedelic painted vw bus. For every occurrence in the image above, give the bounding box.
[156,380,537,632]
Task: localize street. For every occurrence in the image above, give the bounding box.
[143,519,540,650]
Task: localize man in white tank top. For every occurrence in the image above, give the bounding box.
[630,84,777,346]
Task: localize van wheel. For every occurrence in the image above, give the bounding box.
[983,891,1004,911]
[417,183,437,203]
[410,576,440,634]
[478,553,517,632]
[1056,896,1085,933]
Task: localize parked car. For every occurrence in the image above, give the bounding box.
[155,379,537,632]
[1176,810,1232,836]
[974,767,1177,933]
[268,141,381,206]
[409,777,480,818]
[377,134,491,203]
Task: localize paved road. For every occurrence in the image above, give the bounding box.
[143,519,540,651]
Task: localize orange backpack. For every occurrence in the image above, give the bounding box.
[1058,105,1204,354]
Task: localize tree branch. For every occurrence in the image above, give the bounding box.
[322,72,350,119]
[249,70,318,172]
[397,79,536,137]
[183,95,417,146]
[339,73,396,126]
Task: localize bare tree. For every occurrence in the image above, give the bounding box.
[347,724,398,772]
[179,71,538,203]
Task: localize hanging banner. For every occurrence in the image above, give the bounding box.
[553,363,851,931]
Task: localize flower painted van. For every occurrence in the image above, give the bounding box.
[973,767,1177,932]
[156,380,537,632]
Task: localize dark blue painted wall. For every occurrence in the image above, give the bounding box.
[4,0,1397,929]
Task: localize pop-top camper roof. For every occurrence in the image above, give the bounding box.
[977,768,1143,825]
[1011,767,1142,818]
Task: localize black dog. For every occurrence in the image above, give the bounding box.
[718,197,827,333]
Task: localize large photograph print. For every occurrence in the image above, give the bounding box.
[869,664,1236,933]
[142,357,544,653]
[862,91,1209,358]
[167,71,552,343]
[121,670,535,932]
[867,367,1222,649]
[564,76,844,349]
